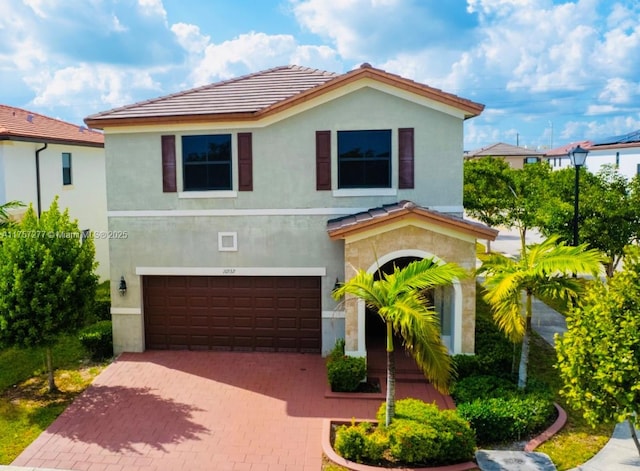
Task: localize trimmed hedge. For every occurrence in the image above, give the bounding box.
[334,399,476,466]
[457,395,555,445]
[78,320,113,361]
[326,339,366,392]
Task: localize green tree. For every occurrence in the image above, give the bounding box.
[464,157,513,252]
[463,158,552,253]
[556,245,640,455]
[0,201,24,229]
[332,258,466,426]
[541,165,637,277]
[476,236,603,389]
[0,198,98,392]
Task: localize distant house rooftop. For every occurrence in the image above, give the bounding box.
[0,104,103,148]
[466,142,544,158]
[544,140,592,157]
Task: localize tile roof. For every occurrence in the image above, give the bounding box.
[327,200,498,240]
[544,140,592,157]
[0,104,103,147]
[85,63,484,128]
[466,142,544,157]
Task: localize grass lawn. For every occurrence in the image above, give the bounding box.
[0,335,107,464]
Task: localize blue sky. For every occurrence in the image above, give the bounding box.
[1,0,639,150]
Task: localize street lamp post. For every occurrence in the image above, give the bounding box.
[568,145,589,246]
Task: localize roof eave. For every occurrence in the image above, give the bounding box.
[0,133,104,148]
[328,207,498,241]
[84,112,258,130]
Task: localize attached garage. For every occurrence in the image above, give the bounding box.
[143,275,321,353]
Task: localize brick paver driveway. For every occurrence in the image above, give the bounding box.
[13,351,450,471]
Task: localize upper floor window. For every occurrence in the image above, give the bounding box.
[182,134,232,191]
[62,152,72,185]
[338,130,391,188]
[523,157,540,165]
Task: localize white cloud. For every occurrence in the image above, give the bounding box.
[26,64,160,109]
[138,0,167,23]
[187,31,339,86]
[171,22,210,54]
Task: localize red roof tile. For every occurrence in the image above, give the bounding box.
[85,64,484,128]
[0,104,103,147]
[544,140,592,157]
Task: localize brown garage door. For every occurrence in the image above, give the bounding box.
[143,276,321,353]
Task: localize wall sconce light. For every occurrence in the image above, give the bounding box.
[333,277,341,291]
[119,276,127,296]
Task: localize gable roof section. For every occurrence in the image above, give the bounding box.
[0,104,104,147]
[467,142,543,158]
[327,200,498,241]
[85,63,484,129]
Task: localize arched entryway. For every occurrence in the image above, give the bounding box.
[363,254,457,376]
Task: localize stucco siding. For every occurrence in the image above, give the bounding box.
[104,86,463,212]
[0,141,109,279]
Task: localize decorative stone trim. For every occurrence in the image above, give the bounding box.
[524,403,568,452]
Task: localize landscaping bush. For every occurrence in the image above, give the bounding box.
[333,399,476,466]
[457,395,556,445]
[387,419,439,464]
[78,321,113,361]
[377,399,476,464]
[91,280,111,322]
[451,374,517,404]
[452,316,518,380]
[326,339,366,392]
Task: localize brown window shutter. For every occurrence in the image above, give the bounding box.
[238,132,253,191]
[161,135,177,192]
[316,130,331,190]
[398,128,414,189]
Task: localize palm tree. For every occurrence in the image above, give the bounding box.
[332,258,466,426]
[476,235,603,389]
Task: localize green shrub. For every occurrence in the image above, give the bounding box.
[451,375,517,404]
[326,339,366,392]
[78,321,113,361]
[91,280,111,322]
[376,399,476,464]
[457,396,555,445]
[334,422,371,462]
[452,316,519,380]
[387,419,439,464]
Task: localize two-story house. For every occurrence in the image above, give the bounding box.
[85,64,497,358]
[0,104,109,279]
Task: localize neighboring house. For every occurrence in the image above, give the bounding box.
[465,142,545,169]
[85,64,497,357]
[545,132,640,180]
[0,105,109,279]
[544,140,592,170]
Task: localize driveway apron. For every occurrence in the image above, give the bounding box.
[12,351,451,471]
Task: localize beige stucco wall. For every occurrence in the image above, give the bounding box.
[342,222,477,354]
[0,140,109,280]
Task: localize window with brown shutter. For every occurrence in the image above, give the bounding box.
[161,135,177,192]
[398,128,414,189]
[238,132,253,191]
[316,130,331,190]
